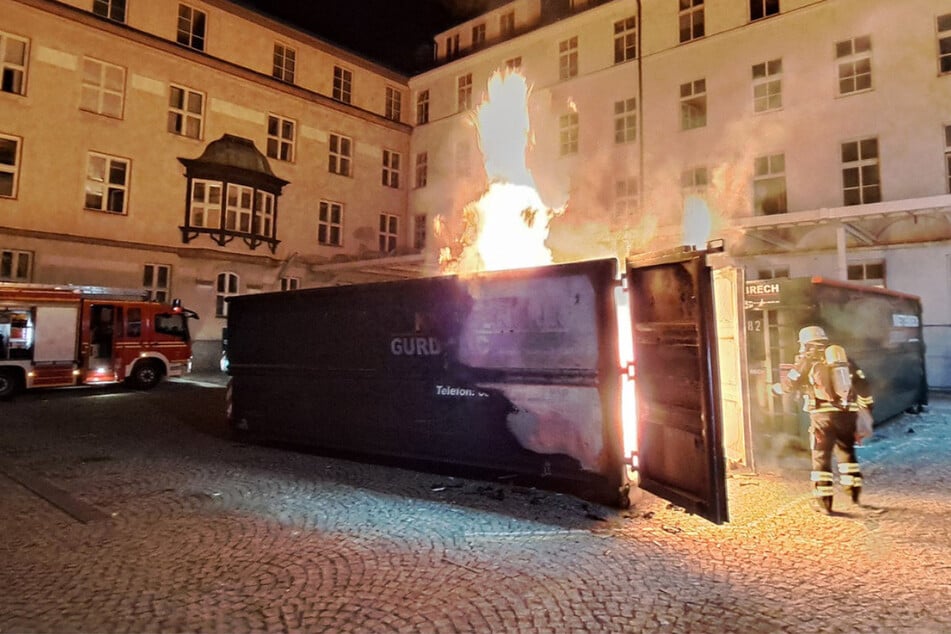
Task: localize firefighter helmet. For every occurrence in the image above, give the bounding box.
[798,325,829,346]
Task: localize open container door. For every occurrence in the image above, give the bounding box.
[627,247,729,524]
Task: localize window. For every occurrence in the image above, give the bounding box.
[143,264,170,302]
[266,114,295,162]
[847,261,885,287]
[333,66,352,103]
[753,153,787,215]
[500,11,515,38]
[559,36,578,80]
[614,17,636,63]
[444,33,460,59]
[280,276,300,291]
[190,179,222,228]
[126,307,142,338]
[215,272,238,317]
[382,150,401,188]
[0,31,28,96]
[416,90,430,124]
[836,35,872,95]
[752,59,782,112]
[379,213,398,253]
[385,86,402,122]
[253,190,275,238]
[750,0,779,21]
[168,84,204,138]
[457,73,472,112]
[318,200,343,246]
[681,166,708,193]
[505,57,522,70]
[756,266,788,280]
[841,137,881,205]
[413,213,427,250]
[614,98,637,144]
[328,133,352,176]
[225,184,253,233]
[455,141,471,177]
[80,57,125,118]
[0,133,20,198]
[93,0,125,23]
[559,112,579,155]
[680,79,706,130]
[273,43,296,84]
[0,249,31,282]
[679,0,704,43]
[472,23,486,48]
[177,4,206,51]
[614,178,639,220]
[945,125,951,192]
[939,14,951,74]
[415,152,428,188]
[85,152,129,214]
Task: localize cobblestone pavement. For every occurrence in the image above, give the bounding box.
[1,376,949,633]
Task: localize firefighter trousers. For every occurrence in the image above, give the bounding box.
[809,410,862,509]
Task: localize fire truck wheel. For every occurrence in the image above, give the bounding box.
[0,369,23,400]
[131,360,163,390]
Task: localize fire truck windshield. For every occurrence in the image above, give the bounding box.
[155,313,189,340]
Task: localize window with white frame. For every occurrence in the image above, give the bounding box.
[253,190,275,237]
[266,114,295,162]
[190,179,222,228]
[93,0,126,23]
[472,23,486,47]
[681,166,708,196]
[273,43,296,83]
[939,14,951,74]
[177,4,206,51]
[614,98,636,144]
[317,200,343,246]
[328,133,352,176]
[750,0,779,21]
[80,57,125,118]
[168,84,203,138]
[385,86,402,122]
[559,36,578,80]
[614,17,636,64]
[333,66,352,103]
[505,57,522,70]
[225,184,253,233]
[679,0,704,43]
[143,264,170,302]
[413,213,427,250]
[753,153,787,215]
[945,124,951,192]
[457,73,472,112]
[0,133,20,198]
[560,112,579,155]
[416,90,430,124]
[0,31,28,96]
[85,152,129,214]
[0,249,31,282]
[836,35,872,95]
[280,276,300,291]
[841,137,881,205]
[379,213,398,253]
[680,79,707,130]
[752,59,782,112]
[500,11,515,38]
[614,177,639,220]
[382,150,401,188]
[415,152,428,188]
[847,261,885,287]
[215,272,238,317]
[455,141,471,177]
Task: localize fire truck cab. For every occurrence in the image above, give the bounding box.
[0,283,197,399]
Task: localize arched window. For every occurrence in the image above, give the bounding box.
[216,272,239,317]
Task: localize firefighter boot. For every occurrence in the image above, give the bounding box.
[838,463,862,506]
[811,471,835,514]
[850,486,862,505]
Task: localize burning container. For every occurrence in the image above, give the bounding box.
[226,250,728,522]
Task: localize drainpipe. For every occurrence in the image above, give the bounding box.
[636,0,644,239]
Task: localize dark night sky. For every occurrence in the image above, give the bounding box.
[231,0,487,74]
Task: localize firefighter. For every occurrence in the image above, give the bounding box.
[775,325,874,514]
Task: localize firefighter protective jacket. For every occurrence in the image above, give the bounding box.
[781,344,874,414]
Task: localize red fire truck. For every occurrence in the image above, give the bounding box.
[0,283,197,398]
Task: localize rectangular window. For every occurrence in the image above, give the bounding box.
[472,23,486,47]
[847,261,885,287]
[0,249,32,282]
[0,133,21,198]
[505,57,522,70]
[385,86,402,122]
[679,0,704,43]
[93,0,126,23]
[272,43,296,84]
[382,149,401,188]
[614,177,639,220]
[143,264,170,302]
[841,137,881,205]
[680,78,707,130]
[945,124,951,192]
[328,133,352,176]
[80,57,125,118]
[225,184,253,233]
[253,190,275,237]
[318,200,343,246]
[85,152,129,214]
[167,84,204,138]
[413,213,427,250]
[0,31,28,96]
[500,11,515,38]
[416,89,430,124]
[750,0,779,21]
[177,4,206,51]
[216,272,238,317]
[614,98,637,144]
[444,33,460,59]
[559,112,579,155]
[752,58,782,112]
[190,179,222,228]
[280,276,300,291]
[939,14,951,74]
[836,35,872,95]
[333,66,352,103]
[457,73,472,112]
[559,36,578,80]
[681,166,708,192]
[753,153,787,215]
[415,152,428,188]
[267,114,295,162]
[755,266,789,280]
[614,17,637,64]
[379,213,398,253]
